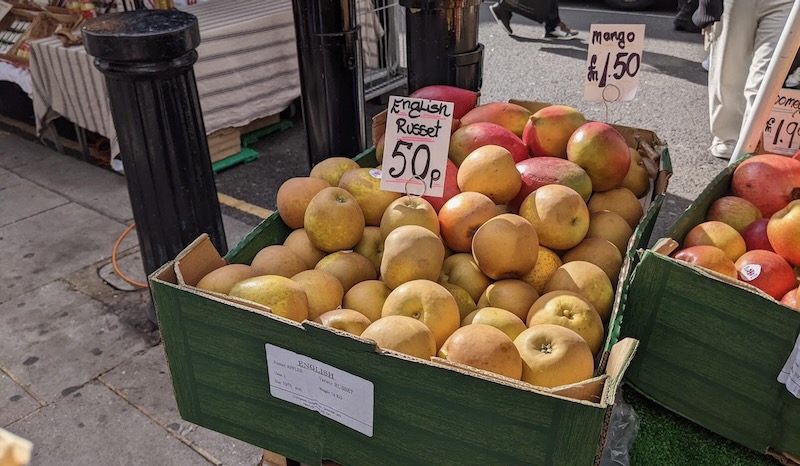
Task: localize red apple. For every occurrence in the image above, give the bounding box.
[423,159,460,213]
[781,287,798,310]
[767,199,800,266]
[741,219,775,252]
[672,245,737,279]
[735,250,796,300]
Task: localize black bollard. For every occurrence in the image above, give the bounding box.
[291,0,367,167]
[83,10,227,323]
[400,0,484,93]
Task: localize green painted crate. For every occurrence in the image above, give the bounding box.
[619,158,800,463]
[150,127,670,465]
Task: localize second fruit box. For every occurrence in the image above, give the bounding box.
[619,157,800,463]
[150,121,671,465]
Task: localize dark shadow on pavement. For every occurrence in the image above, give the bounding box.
[649,193,693,247]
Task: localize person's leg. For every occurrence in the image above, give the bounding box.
[675,0,701,32]
[708,0,757,159]
[490,0,514,35]
[741,0,791,116]
[543,0,577,39]
[544,0,560,33]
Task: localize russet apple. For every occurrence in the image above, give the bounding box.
[518,184,589,251]
[338,168,402,226]
[380,225,445,289]
[457,145,522,204]
[514,324,595,388]
[438,324,523,379]
[380,196,440,239]
[439,253,493,302]
[471,214,539,280]
[315,309,372,336]
[382,279,461,350]
[438,192,497,252]
[361,315,436,359]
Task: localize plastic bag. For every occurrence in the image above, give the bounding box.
[600,390,641,466]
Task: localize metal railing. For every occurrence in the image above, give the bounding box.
[357,0,407,101]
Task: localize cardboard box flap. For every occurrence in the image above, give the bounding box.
[601,338,638,405]
[649,249,778,303]
[174,234,227,286]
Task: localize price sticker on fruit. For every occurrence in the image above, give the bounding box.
[380,95,455,198]
[584,24,646,102]
[763,88,800,155]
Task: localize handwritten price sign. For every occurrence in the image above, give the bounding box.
[584,24,646,102]
[380,96,454,197]
[763,88,800,156]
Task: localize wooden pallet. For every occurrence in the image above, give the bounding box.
[261,450,339,466]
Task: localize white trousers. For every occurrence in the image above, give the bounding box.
[708,0,792,146]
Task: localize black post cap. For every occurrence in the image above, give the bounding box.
[82,9,200,63]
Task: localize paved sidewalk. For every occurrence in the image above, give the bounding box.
[0,130,265,466]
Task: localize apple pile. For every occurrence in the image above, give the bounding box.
[671,153,800,310]
[194,86,657,393]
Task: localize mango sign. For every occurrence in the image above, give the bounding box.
[763,88,800,156]
[380,96,454,198]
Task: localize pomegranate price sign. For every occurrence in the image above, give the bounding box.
[380,96,454,198]
[584,24,646,102]
[763,88,800,156]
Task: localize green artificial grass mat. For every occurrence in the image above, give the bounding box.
[625,388,778,465]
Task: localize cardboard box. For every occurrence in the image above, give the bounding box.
[151,121,670,464]
[619,158,800,463]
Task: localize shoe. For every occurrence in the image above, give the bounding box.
[674,18,701,33]
[786,68,800,88]
[545,22,578,40]
[489,3,513,36]
[701,56,710,72]
[709,140,735,160]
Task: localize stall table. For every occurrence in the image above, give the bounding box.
[28,0,383,166]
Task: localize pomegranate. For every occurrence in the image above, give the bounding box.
[731,154,800,217]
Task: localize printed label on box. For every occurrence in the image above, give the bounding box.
[265,344,374,437]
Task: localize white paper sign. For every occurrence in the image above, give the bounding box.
[265,344,374,436]
[380,96,454,197]
[778,334,800,398]
[763,88,800,156]
[584,24,646,102]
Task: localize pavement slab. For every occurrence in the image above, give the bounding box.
[6,381,211,466]
[0,134,54,170]
[0,280,152,403]
[0,370,41,427]
[0,177,68,228]
[100,345,264,466]
[0,202,131,304]
[14,152,134,224]
[0,170,21,189]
